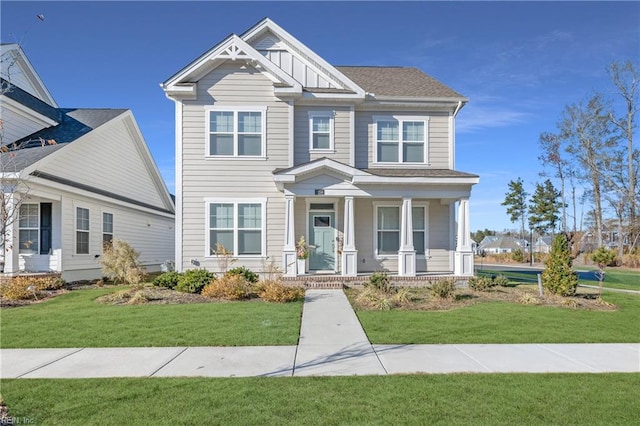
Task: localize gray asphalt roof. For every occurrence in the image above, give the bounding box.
[336,66,464,98]
[363,168,478,178]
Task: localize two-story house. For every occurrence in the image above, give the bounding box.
[162,18,478,277]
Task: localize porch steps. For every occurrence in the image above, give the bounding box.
[282,275,470,289]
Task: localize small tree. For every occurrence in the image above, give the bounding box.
[541,234,578,296]
[590,247,618,297]
[502,178,529,243]
[528,179,562,235]
[101,239,146,286]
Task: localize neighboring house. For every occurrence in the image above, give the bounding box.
[478,236,523,254]
[533,236,553,254]
[1,44,175,281]
[162,18,478,277]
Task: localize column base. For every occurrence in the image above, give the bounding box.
[341,250,358,276]
[454,251,474,276]
[283,250,297,276]
[398,250,416,277]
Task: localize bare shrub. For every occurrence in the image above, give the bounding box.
[101,239,146,286]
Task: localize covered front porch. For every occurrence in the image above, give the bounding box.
[273,158,478,278]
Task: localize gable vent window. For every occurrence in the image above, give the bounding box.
[206,108,266,158]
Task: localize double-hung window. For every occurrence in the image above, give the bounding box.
[207,108,265,157]
[208,200,265,256]
[76,207,90,254]
[309,112,334,151]
[18,204,39,254]
[102,212,114,247]
[375,204,428,256]
[375,117,428,164]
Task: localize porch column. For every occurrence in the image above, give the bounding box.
[282,195,297,276]
[454,198,474,276]
[398,197,416,276]
[341,196,357,276]
[2,192,20,274]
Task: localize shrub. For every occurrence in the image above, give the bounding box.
[227,266,259,284]
[0,275,65,300]
[355,287,395,310]
[518,292,541,305]
[468,276,495,291]
[493,274,510,287]
[175,268,215,294]
[153,271,182,289]
[511,248,525,263]
[591,247,618,268]
[201,273,252,300]
[542,234,579,296]
[101,239,146,286]
[365,272,392,293]
[621,253,640,268]
[257,280,305,303]
[430,278,457,299]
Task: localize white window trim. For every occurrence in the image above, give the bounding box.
[308,111,335,153]
[75,206,91,255]
[18,203,39,254]
[373,115,430,165]
[204,198,267,258]
[373,201,429,259]
[204,106,267,159]
[102,211,114,248]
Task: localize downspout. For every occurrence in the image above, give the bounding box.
[453,100,463,118]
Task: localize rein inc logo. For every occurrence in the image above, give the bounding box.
[1,416,34,425]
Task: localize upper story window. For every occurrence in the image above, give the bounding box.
[309,112,334,151]
[206,107,266,157]
[374,116,428,164]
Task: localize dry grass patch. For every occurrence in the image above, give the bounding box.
[96,287,210,305]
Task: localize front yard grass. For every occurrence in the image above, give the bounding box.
[352,291,640,344]
[2,374,638,425]
[578,268,640,291]
[0,287,302,348]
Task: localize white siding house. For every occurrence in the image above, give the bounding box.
[162,18,478,277]
[1,44,175,281]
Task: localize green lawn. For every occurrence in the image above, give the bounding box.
[2,375,638,425]
[0,288,302,348]
[578,268,640,291]
[355,292,640,344]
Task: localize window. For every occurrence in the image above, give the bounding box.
[375,117,427,163]
[207,108,265,157]
[375,205,428,256]
[208,201,264,256]
[18,204,39,254]
[76,207,90,254]
[309,112,334,151]
[103,212,114,247]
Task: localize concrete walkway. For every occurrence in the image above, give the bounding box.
[1,289,639,378]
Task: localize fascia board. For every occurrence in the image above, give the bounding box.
[0,96,59,127]
[353,175,479,185]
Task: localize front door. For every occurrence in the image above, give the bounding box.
[308,212,336,271]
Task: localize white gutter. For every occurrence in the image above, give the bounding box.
[453,100,464,118]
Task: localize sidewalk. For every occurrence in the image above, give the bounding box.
[1,290,639,378]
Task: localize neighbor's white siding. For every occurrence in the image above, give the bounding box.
[37,115,167,209]
[0,106,51,145]
[180,62,290,272]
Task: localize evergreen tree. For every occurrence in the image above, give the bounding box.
[528,179,562,235]
[502,178,529,242]
[541,234,578,296]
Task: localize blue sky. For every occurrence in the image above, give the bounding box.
[2,1,638,232]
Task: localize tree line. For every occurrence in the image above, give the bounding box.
[501,60,638,259]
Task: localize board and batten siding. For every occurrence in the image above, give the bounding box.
[37,116,167,209]
[293,105,350,165]
[53,186,174,281]
[180,62,290,272]
[354,111,450,169]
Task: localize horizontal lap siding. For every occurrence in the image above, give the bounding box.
[38,117,167,208]
[294,106,350,165]
[1,109,48,145]
[181,63,289,272]
[427,202,452,272]
[354,111,450,169]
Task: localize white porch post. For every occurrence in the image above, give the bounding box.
[283,195,297,276]
[454,198,474,276]
[341,196,357,276]
[398,197,416,276]
[3,192,20,274]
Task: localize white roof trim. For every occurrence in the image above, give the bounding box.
[241,18,366,98]
[0,44,58,107]
[273,158,371,183]
[161,34,301,94]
